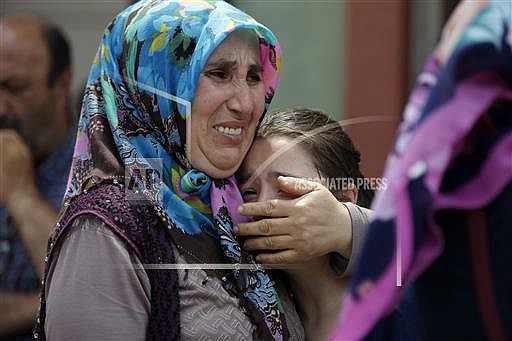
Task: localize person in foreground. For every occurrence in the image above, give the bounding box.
[238,107,374,340]
[35,1,303,340]
[0,16,74,339]
[332,0,512,340]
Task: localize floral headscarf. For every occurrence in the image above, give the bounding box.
[64,0,286,339]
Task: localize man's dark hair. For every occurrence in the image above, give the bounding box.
[42,24,71,87]
[257,107,374,208]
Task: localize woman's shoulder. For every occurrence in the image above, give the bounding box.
[66,213,127,244]
[56,180,167,257]
[58,213,138,261]
[64,180,157,227]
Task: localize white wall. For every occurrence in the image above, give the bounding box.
[408,0,442,90]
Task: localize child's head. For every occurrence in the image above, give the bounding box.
[239,107,373,208]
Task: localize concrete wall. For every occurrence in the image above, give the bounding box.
[408,0,442,90]
[233,0,347,120]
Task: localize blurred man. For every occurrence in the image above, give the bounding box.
[0,16,74,339]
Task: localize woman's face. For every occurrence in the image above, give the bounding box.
[190,30,266,178]
[238,136,320,203]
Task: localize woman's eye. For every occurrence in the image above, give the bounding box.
[247,72,262,85]
[205,70,229,80]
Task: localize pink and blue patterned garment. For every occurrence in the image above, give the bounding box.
[332,1,512,339]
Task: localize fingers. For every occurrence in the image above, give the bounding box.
[255,250,301,264]
[0,129,23,141]
[277,176,322,196]
[0,130,30,156]
[238,198,293,218]
[237,177,326,218]
[243,235,293,251]
[237,177,324,217]
[235,217,290,236]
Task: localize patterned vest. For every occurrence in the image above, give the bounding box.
[34,181,180,340]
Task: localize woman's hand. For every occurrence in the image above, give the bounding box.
[235,176,353,264]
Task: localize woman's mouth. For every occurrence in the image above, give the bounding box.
[214,125,243,136]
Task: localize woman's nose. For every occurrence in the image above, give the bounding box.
[226,80,253,117]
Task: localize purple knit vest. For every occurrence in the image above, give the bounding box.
[34,181,180,340]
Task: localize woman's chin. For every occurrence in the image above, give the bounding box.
[191,152,243,179]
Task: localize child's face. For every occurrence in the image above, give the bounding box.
[238,136,320,203]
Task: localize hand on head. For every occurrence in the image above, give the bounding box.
[235,107,369,264]
[236,176,353,264]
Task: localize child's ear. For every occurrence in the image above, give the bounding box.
[341,182,358,204]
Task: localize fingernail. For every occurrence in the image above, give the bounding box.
[233,225,239,233]
[237,205,244,214]
[255,255,262,262]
